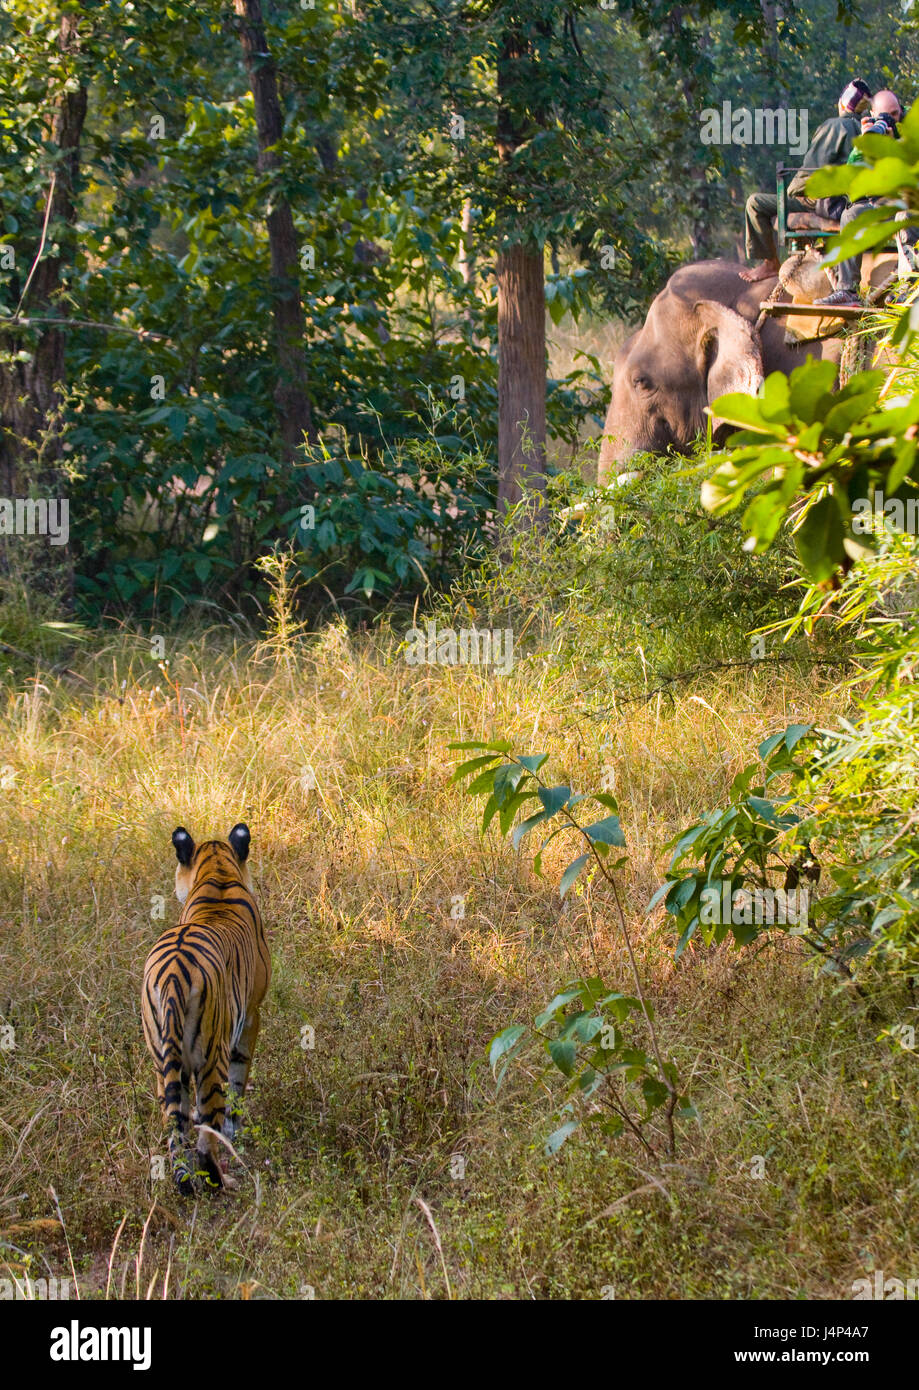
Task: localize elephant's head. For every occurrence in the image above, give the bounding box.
[597,294,764,483]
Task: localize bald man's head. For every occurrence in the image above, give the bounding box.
[873,90,902,120]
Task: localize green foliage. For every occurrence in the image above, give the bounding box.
[3,1,915,617]
[452,453,840,698]
[488,977,687,1158]
[685,139,919,980]
[1,0,506,618]
[451,739,686,1155]
[799,698,919,970]
[295,425,495,604]
[653,700,919,975]
[704,359,919,584]
[449,739,624,884]
[651,722,826,957]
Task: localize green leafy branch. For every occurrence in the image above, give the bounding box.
[703,360,919,586]
[450,739,686,1156]
[649,722,875,980]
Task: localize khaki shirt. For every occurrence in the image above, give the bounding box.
[787,114,862,197]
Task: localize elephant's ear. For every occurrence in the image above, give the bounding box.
[694,301,764,435]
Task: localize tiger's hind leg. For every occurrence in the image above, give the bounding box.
[193,1043,233,1191]
[157,1065,194,1197]
[224,1008,261,1141]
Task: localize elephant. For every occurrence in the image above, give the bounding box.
[596,257,845,483]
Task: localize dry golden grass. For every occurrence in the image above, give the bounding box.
[0,620,916,1299]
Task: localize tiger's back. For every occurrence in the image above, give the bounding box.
[141,823,270,1193]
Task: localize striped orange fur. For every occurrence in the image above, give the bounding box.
[141,824,270,1194]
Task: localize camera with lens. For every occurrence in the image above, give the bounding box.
[864,110,897,135]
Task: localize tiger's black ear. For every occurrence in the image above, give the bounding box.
[228,823,250,862]
[172,827,195,866]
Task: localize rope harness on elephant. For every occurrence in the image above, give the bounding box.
[753,250,807,335]
[752,248,895,383]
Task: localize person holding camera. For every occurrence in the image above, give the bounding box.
[815,89,904,307]
[740,78,871,283]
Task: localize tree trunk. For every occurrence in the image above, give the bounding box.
[0,13,86,492]
[760,1,787,108]
[233,0,315,460]
[0,11,85,604]
[667,14,715,259]
[496,26,547,520]
[496,243,546,513]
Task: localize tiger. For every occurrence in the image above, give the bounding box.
[141,823,271,1195]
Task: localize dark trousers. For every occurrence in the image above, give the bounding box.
[835,199,874,291]
[834,201,919,291]
[745,190,812,261]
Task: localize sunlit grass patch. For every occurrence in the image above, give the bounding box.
[0,602,914,1298]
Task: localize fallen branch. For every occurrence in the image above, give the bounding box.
[1,315,171,343]
[588,653,854,711]
[0,638,92,686]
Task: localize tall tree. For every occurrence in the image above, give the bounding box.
[495,21,547,514]
[233,0,315,461]
[0,9,86,500]
[0,6,86,609]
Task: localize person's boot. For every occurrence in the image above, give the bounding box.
[814,287,861,307]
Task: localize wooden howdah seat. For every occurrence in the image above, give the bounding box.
[776,160,896,255]
[774,164,841,251]
[787,211,840,233]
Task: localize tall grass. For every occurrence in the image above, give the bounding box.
[0,600,916,1299]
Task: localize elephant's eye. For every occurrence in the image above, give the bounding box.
[633,375,654,393]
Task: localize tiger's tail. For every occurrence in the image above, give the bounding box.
[147,973,195,1196]
[190,1015,230,1193]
